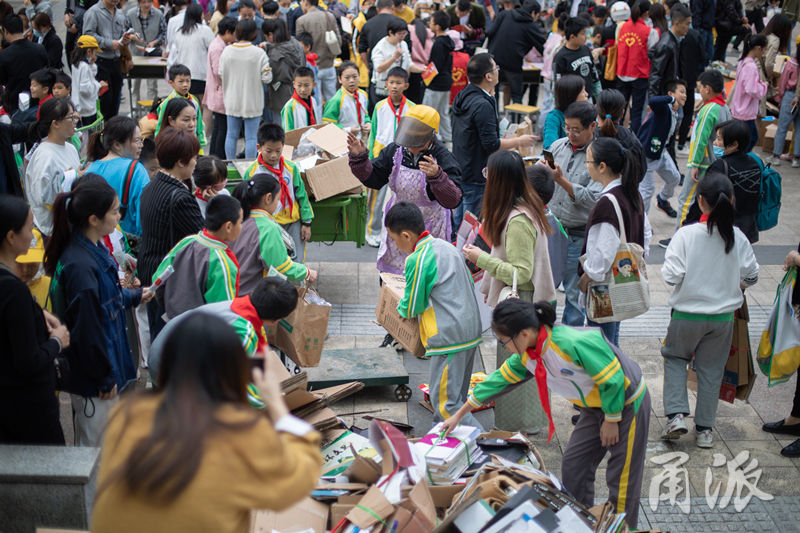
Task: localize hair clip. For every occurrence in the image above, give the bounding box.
[248,179,255,187]
[605,114,612,119]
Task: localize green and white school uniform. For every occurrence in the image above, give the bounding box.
[322,87,369,128]
[281,92,322,131]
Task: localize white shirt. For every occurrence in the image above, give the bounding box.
[370,37,411,95]
[24,141,81,236]
[166,8,186,48]
[662,222,759,314]
[70,61,101,117]
[167,23,215,80]
[583,179,652,281]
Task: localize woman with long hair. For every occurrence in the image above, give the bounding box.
[614,0,659,133]
[761,13,792,81]
[44,177,153,446]
[262,18,305,120]
[442,298,650,529]
[24,98,81,237]
[576,136,648,346]
[406,0,433,102]
[769,44,800,167]
[542,74,587,150]
[648,2,668,35]
[209,0,228,33]
[91,315,322,532]
[86,116,150,237]
[661,172,758,449]
[730,34,768,152]
[167,3,215,100]
[595,88,647,182]
[462,150,554,434]
[231,172,317,294]
[161,98,197,137]
[0,195,70,445]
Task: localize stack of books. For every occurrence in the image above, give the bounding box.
[413,423,483,484]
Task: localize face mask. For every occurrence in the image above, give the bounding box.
[33,30,43,39]
[279,5,290,13]
[421,12,430,19]
[713,146,725,158]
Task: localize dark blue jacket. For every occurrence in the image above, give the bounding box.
[50,233,140,397]
[637,95,676,160]
[691,0,715,30]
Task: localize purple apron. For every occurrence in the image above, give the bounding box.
[377,147,452,274]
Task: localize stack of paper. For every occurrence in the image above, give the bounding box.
[413,423,483,484]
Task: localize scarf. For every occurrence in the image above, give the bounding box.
[292,90,316,125]
[258,154,293,214]
[346,88,364,125]
[305,52,318,67]
[699,213,709,223]
[387,95,406,131]
[707,94,727,107]
[526,326,555,442]
[202,229,240,295]
[230,295,268,353]
[36,94,53,120]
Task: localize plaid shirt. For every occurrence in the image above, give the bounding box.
[136,6,166,46]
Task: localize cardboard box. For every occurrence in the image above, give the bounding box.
[250,497,328,533]
[375,273,426,358]
[762,123,793,154]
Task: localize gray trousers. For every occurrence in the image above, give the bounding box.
[71,394,119,447]
[675,168,705,229]
[422,90,452,144]
[429,347,483,430]
[282,220,306,262]
[661,316,734,428]
[561,391,650,529]
[640,152,680,214]
[367,185,388,239]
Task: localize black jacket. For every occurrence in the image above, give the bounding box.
[691,0,715,30]
[451,83,501,186]
[428,35,455,91]
[648,30,680,97]
[679,28,706,83]
[637,95,675,159]
[0,39,49,113]
[486,8,546,72]
[42,28,64,69]
[597,124,647,183]
[715,0,744,29]
[0,121,29,196]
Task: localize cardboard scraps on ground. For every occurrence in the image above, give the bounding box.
[250,497,328,533]
[376,273,426,358]
[345,486,396,528]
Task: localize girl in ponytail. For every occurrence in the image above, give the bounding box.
[731,33,768,152]
[441,296,651,530]
[660,170,759,450]
[577,136,648,346]
[595,89,647,183]
[230,172,317,293]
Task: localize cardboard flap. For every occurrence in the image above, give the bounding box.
[306,123,349,156]
[408,482,437,525]
[344,444,383,484]
[250,497,328,533]
[345,486,396,529]
[312,382,366,404]
[304,156,365,201]
[284,125,318,147]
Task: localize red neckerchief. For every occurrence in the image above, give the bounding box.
[707,94,727,106]
[411,230,431,252]
[36,94,53,120]
[306,52,318,67]
[350,88,364,125]
[202,229,240,296]
[699,213,710,223]
[195,188,207,202]
[292,90,316,125]
[229,295,268,353]
[525,326,555,442]
[258,153,293,214]
[102,235,118,266]
[387,95,406,126]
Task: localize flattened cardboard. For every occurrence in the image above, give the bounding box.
[304,156,365,201]
[345,486,396,529]
[343,444,383,484]
[250,497,328,533]
[376,273,426,358]
[306,123,349,157]
[285,125,318,148]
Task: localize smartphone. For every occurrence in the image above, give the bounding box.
[542,149,555,169]
[792,103,798,115]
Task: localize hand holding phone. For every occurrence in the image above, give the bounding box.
[542,149,555,169]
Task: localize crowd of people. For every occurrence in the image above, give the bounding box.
[0,0,799,530]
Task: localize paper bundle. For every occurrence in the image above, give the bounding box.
[413,423,483,485]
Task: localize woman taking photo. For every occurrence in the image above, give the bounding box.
[139,128,204,341]
[262,18,305,122]
[0,195,70,445]
[91,315,322,532]
[44,177,153,447]
[24,98,82,237]
[462,150,555,434]
[86,116,150,237]
[442,299,650,530]
[577,136,648,347]
[542,74,587,150]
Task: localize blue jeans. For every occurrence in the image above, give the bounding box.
[562,234,586,326]
[774,89,800,157]
[745,119,758,153]
[452,181,485,234]
[699,29,714,68]
[225,115,260,160]
[318,66,338,102]
[586,319,620,347]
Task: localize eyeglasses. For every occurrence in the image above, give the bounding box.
[566,127,585,135]
[68,114,81,123]
[483,65,500,77]
[493,332,512,347]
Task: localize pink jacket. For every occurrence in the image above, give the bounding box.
[541,32,563,81]
[730,57,768,120]
[778,57,799,104]
[203,35,227,114]
[408,22,434,65]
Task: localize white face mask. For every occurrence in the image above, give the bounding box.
[279,5,290,13]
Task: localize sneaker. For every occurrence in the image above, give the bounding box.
[661,414,689,440]
[696,428,713,448]
[658,238,671,249]
[780,153,793,161]
[656,195,678,218]
[365,233,381,248]
[676,145,690,157]
[793,159,800,168]
[767,155,782,167]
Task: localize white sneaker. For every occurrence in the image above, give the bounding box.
[696,429,713,448]
[365,233,381,248]
[661,413,689,440]
[676,145,690,157]
[767,155,781,167]
[792,159,800,168]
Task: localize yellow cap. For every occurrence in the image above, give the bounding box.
[16,229,44,264]
[394,105,440,148]
[77,35,100,49]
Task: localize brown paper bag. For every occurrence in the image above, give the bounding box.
[270,287,330,367]
[514,118,536,158]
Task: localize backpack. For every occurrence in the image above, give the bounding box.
[747,152,782,231]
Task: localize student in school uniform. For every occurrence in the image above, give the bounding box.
[280,66,322,131]
[323,61,370,135]
[364,66,415,247]
[153,64,206,148]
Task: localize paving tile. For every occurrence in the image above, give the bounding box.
[715,417,780,441]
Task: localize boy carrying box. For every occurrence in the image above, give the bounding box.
[244,123,314,260]
[281,66,322,131]
[365,66,416,247]
[154,63,207,147]
[386,201,483,429]
[153,195,243,320]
